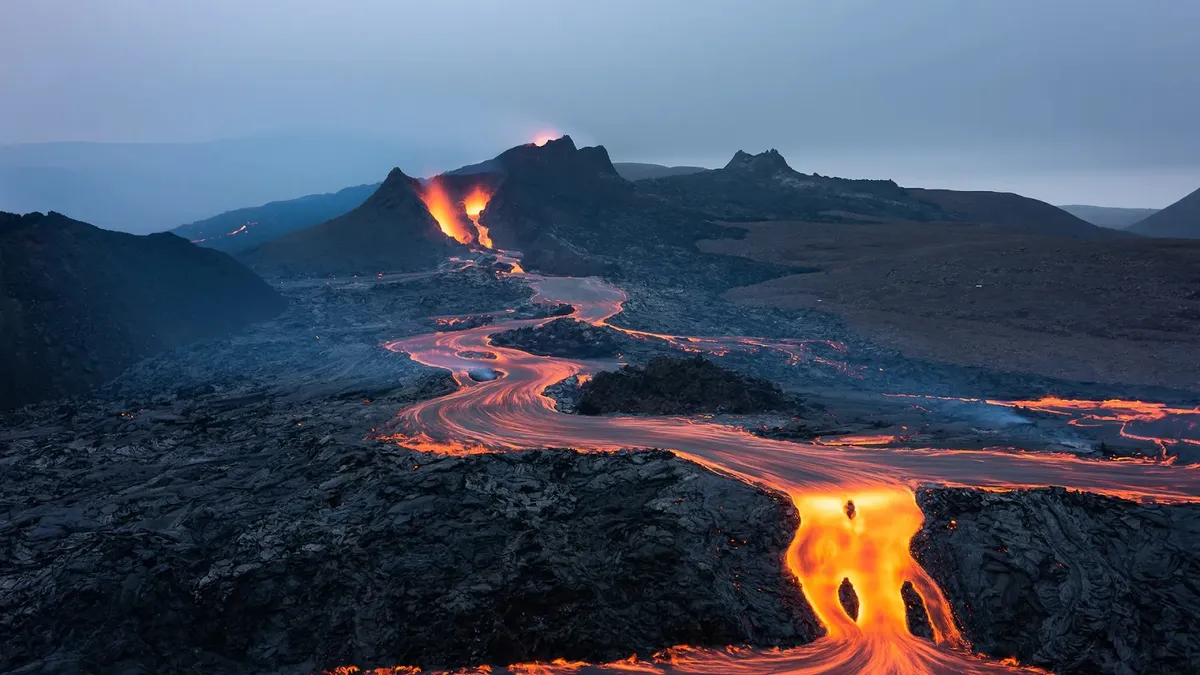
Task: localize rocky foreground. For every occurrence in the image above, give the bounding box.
[4,366,1200,674]
[916,488,1200,675]
[3,264,1199,674]
[0,387,817,673]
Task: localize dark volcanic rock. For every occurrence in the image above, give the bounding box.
[639,149,944,223]
[0,211,285,409]
[914,487,1200,675]
[0,436,819,673]
[510,302,575,320]
[900,580,934,640]
[578,356,795,416]
[240,168,463,277]
[477,137,791,290]
[489,317,632,359]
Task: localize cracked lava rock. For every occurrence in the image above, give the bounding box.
[914,487,1200,675]
[578,356,797,416]
[0,443,818,674]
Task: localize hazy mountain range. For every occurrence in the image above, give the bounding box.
[5,135,1196,243]
[0,136,481,234]
[1057,205,1160,229]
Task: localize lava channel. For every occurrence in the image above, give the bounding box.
[351,272,1200,674]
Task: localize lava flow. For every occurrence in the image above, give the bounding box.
[887,393,1200,456]
[362,272,1200,675]
[997,396,1200,451]
[463,185,494,248]
[419,177,494,247]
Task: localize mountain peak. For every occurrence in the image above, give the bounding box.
[724,149,792,173]
[382,166,420,187]
[495,135,620,180]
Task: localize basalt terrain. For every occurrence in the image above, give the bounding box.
[915,488,1200,675]
[0,211,284,409]
[4,137,1200,675]
[575,356,797,416]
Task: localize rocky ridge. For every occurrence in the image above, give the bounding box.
[0,211,284,409]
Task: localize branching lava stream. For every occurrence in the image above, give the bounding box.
[359,271,1200,675]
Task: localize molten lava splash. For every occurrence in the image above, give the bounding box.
[785,489,963,648]
[463,185,494,248]
[361,274,1200,674]
[418,178,475,245]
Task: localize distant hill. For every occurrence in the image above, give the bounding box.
[641,149,945,222]
[171,183,380,253]
[612,162,708,181]
[1129,187,1200,238]
[239,168,464,277]
[472,140,830,288]
[906,189,1124,238]
[1058,205,1159,229]
[0,211,284,408]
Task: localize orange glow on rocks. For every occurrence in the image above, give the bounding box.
[418,178,475,245]
[463,185,494,248]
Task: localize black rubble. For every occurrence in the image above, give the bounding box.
[914,487,1200,675]
[489,317,636,359]
[577,356,797,416]
[0,411,820,674]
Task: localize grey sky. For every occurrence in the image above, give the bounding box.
[3,0,1199,208]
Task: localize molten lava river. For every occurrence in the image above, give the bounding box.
[353,272,1200,675]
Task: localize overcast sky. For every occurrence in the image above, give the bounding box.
[3,0,1199,207]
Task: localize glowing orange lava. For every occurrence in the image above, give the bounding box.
[463,185,494,248]
[995,397,1200,451]
[418,178,475,245]
[351,272,1200,674]
[814,433,905,447]
[887,393,1200,457]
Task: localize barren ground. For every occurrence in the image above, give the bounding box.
[698,221,1200,389]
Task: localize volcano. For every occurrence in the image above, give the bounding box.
[0,211,284,408]
[240,168,463,276]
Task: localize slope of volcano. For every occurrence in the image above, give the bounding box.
[240,168,463,276]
